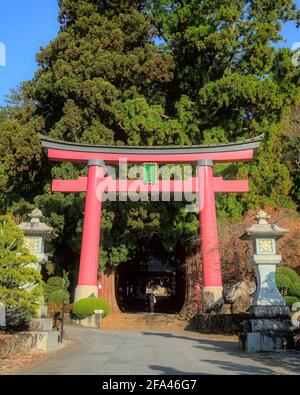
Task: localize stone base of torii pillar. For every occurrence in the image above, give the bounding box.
[202,287,224,311]
[75,286,99,302]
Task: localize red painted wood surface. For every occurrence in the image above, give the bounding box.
[52,177,249,194]
[77,166,103,287]
[197,165,223,288]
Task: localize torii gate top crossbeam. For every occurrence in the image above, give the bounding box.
[40,134,262,164]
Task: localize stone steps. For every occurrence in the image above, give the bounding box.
[102,313,191,331]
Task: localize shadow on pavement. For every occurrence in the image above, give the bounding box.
[149,365,208,375]
[141,331,300,375]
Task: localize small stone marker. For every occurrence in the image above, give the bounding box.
[0,303,6,327]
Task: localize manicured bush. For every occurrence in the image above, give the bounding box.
[72,297,109,319]
[44,276,70,304]
[275,273,292,293]
[277,267,300,284]
[284,296,300,306]
[276,266,300,301]
[290,283,300,298]
[47,291,70,304]
[47,277,65,287]
[44,284,60,294]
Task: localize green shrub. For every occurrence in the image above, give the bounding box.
[44,284,62,294]
[284,296,300,306]
[72,298,109,319]
[276,266,300,300]
[47,291,70,304]
[0,215,43,327]
[44,276,70,304]
[277,267,300,284]
[47,277,65,287]
[290,283,300,298]
[275,273,292,293]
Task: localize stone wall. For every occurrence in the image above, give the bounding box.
[0,332,40,358]
[194,313,249,335]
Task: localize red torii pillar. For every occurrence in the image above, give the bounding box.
[197,160,223,307]
[74,160,105,301]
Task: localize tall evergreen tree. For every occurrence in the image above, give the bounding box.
[16,0,194,281]
[155,0,300,217]
[1,0,299,293]
[281,100,300,208]
[29,0,178,144]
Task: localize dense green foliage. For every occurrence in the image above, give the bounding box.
[284,296,299,306]
[72,297,109,319]
[44,276,70,304]
[276,266,300,303]
[0,1,299,283]
[281,102,300,207]
[0,215,43,325]
[47,277,65,287]
[155,0,300,218]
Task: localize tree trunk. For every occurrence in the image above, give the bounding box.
[99,267,121,314]
[179,257,201,318]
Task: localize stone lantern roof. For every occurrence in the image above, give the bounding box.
[240,210,289,241]
[18,208,54,238]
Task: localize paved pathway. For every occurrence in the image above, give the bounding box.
[18,325,300,375]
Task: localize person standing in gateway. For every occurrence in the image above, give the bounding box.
[149,292,157,313]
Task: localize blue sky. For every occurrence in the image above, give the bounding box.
[0,0,59,105]
[0,0,299,106]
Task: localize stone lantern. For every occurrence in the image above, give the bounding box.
[19,209,59,348]
[240,210,288,306]
[239,210,292,352]
[19,208,54,273]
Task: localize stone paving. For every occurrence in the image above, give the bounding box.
[16,325,300,375]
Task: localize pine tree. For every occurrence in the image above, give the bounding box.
[0,215,43,326]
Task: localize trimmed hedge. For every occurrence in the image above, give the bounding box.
[47,277,65,287]
[44,276,70,304]
[276,266,300,302]
[284,296,300,306]
[290,283,300,298]
[277,267,300,284]
[47,291,70,304]
[72,297,109,319]
[44,284,63,294]
[275,273,292,291]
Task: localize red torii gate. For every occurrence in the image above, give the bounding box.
[40,134,262,308]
